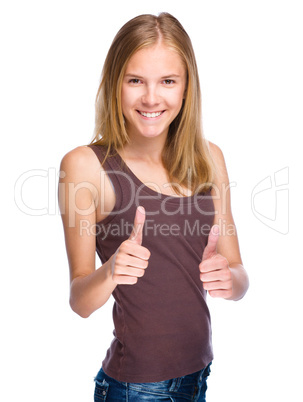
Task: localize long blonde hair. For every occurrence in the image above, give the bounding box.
[91,13,215,194]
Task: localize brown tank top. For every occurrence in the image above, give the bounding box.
[89,144,215,383]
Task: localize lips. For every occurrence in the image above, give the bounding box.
[137,111,164,118]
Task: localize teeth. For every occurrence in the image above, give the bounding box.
[140,111,162,118]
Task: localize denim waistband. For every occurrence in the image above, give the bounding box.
[94,363,212,401]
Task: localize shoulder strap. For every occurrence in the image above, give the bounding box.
[88,144,135,214]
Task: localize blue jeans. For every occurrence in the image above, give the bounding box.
[94,363,212,401]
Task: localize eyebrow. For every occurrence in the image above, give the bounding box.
[124,73,181,79]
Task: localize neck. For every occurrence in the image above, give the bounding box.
[122,133,167,163]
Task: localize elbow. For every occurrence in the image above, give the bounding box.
[69,296,91,319]
[227,264,250,301]
[69,277,93,318]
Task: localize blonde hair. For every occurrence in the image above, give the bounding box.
[91,13,215,194]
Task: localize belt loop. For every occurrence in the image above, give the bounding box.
[198,368,204,383]
[169,376,182,392]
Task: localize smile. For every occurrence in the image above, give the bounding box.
[137,111,164,118]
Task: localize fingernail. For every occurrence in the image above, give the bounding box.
[212,225,220,235]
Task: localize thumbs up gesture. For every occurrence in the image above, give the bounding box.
[199,225,233,299]
[111,206,151,285]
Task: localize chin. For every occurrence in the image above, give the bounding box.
[142,125,168,137]
[141,131,165,138]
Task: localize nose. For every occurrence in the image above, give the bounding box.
[141,84,160,106]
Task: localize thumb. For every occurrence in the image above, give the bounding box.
[202,224,220,261]
[129,206,146,245]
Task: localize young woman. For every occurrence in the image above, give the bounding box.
[59,13,249,401]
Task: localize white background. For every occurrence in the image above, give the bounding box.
[1,0,302,401]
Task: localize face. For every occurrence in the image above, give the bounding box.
[121,43,187,142]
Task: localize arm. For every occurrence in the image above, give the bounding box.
[58,147,150,318]
[199,143,249,301]
[59,146,116,318]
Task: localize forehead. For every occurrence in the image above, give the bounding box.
[125,43,186,75]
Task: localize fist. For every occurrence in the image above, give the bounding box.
[199,225,233,299]
[111,206,151,285]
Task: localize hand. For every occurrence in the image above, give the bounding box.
[110,206,151,285]
[199,225,233,298]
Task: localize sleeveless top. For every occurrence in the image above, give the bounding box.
[89,144,215,383]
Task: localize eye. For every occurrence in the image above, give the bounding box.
[128,78,142,84]
[163,79,174,85]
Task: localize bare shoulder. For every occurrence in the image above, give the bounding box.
[60,145,99,170]
[208,141,229,184]
[60,145,101,183]
[59,145,116,222]
[208,141,225,165]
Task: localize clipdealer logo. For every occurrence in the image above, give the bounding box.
[79,218,237,240]
[251,167,289,235]
[14,166,290,235]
